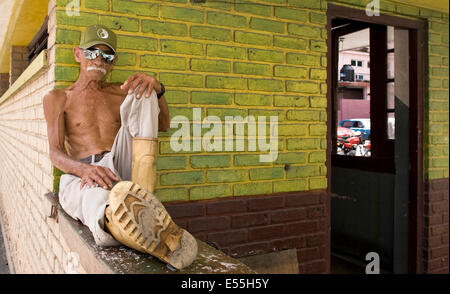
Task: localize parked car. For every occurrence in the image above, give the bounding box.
[339,118,371,141]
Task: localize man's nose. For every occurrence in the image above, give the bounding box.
[92,56,104,66]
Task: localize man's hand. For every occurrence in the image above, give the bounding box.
[120,73,162,99]
[79,164,121,190]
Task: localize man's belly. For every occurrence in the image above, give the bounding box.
[65,124,120,160]
[66,137,114,161]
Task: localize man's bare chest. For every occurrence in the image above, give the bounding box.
[64,92,122,132]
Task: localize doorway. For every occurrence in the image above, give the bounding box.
[326,5,425,274]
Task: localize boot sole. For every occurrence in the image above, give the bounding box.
[108,181,197,269]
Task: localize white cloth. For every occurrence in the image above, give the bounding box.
[59,89,160,246]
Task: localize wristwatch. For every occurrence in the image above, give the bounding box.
[157,83,165,99]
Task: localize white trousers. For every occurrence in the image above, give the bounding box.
[59,89,160,246]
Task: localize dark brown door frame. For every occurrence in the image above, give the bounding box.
[326,4,425,273]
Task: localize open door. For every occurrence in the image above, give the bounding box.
[326,5,425,274]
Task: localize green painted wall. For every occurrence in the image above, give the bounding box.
[52,0,448,201]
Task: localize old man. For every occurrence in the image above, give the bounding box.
[43,25,197,270]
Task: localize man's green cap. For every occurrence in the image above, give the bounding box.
[79,25,117,53]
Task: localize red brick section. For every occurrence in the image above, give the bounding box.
[164,190,329,274]
[0,73,9,96]
[9,46,29,85]
[423,178,449,274]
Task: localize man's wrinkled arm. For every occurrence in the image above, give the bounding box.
[43,90,86,177]
[158,95,169,132]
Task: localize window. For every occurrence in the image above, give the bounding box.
[387,26,395,140]
[332,18,396,170]
[336,25,371,157]
[28,16,48,63]
[342,121,354,128]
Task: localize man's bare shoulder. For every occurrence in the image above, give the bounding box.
[102,82,128,97]
[43,88,68,108]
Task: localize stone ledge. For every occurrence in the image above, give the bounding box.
[43,192,256,274]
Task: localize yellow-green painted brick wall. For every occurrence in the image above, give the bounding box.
[52,0,448,201]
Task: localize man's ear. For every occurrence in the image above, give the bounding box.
[73,47,82,63]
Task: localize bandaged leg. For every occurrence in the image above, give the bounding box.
[119,87,160,193]
[131,137,158,193]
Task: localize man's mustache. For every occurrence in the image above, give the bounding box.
[87,66,107,75]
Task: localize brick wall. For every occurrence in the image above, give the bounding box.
[50,0,448,274]
[410,2,446,252]
[0,74,9,96]
[52,0,449,200]
[422,6,449,181]
[0,0,88,274]
[52,0,329,198]
[0,66,82,273]
[9,46,29,86]
[51,0,330,273]
[424,178,449,273]
[165,190,328,274]
[0,0,446,274]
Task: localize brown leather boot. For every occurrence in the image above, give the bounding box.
[131,137,158,193]
[105,181,198,269]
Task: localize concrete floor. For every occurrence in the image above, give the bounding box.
[330,253,365,274]
[0,225,9,274]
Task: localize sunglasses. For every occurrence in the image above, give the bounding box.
[82,47,116,64]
